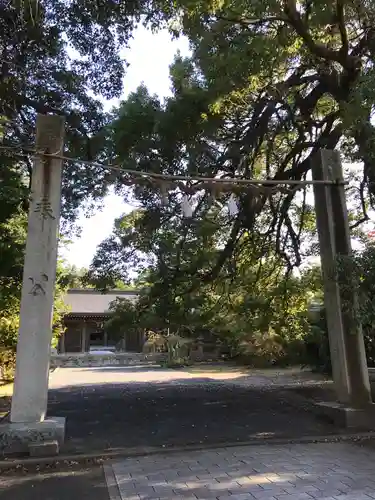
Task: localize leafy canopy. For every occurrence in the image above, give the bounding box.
[90,0,375,284]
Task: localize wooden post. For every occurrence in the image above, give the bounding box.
[81,322,87,353]
[59,333,65,354]
[122,332,126,352]
[312,149,371,407]
[11,114,65,423]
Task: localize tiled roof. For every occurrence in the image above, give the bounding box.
[63,289,140,315]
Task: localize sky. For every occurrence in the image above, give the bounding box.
[61,26,191,268]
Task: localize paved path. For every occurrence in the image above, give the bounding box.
[106,442,375,499]
[1,442,375,500]
[47,366,335,454]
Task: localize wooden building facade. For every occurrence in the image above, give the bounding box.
[58,289,142,353]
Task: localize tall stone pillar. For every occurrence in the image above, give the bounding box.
[312,149,371,408]
[10,114,65,426]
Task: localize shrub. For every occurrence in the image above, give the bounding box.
[142,331,166,353]
[234,330,287,367]
[164,334,193,368]
[0,349,16,382]
[302,308,331,374]
[302,306,375,374]
[364,329,375,367]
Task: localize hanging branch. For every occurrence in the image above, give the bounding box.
[350,173,370,229]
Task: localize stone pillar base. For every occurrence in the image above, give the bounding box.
[0,416,65,456]
[317,402,375,430]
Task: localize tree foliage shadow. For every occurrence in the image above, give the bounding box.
[47,374,338,455]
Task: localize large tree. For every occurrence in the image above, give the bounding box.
[84,1,375,363]
[93,1,375,282]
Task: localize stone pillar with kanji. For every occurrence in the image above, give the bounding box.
[0,115,66,456]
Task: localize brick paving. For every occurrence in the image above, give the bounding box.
[107,442,375,499]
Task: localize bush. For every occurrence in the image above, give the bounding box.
[233,331,287,367]
[335,246,375,368]
[142,331,193,367]
[301,306,375,373]
[142,331,166,353]
[364,328,375,367]
[164,334,193,368]
[302,308,331,374]
[0,349,16,382]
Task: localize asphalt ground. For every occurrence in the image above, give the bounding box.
[46,366,337,454]
[0,462,109,500]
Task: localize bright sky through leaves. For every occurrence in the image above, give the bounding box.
[61,25,190,268]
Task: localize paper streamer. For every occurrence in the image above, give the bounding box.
[227,193,239,216]
[181,195,193,218]
[160,182,169,206]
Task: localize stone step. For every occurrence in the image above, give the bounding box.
[50,352,167,368]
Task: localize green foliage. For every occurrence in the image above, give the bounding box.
[58,264,89,289]
[143,332,167,353]
[95,0,375,274]
[302,308,331,374]
[0,350,16,382]
[105,297,140,344]
[300,242,375,373]
[164,334,193,368]
[89,0,375,372]
[0,0,147,224]
[204,263,317,366]
[0,255,75,379]
[0,205,28,372]
[335,243,375,367]
[91,202,326,367]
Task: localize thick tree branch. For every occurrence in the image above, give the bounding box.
[354,121,375,199]
[217,14,287,28]
[336,0,349,55]
[283,0,349,66]
[350,175,369,229]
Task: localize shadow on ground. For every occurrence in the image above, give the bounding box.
[47,370,339,455]
[0,463,108,500]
